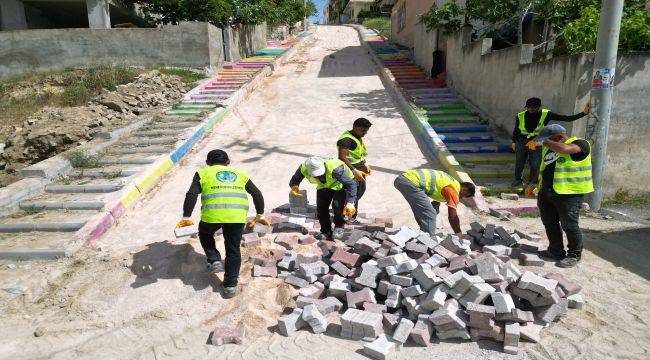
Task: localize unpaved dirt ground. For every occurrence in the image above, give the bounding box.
[0,26,648,360]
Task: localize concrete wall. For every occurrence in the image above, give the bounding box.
[413,22,437,77]
[391,0,435,48]
[0,22,225,79]
[444,27,650,194]
[224,23,267,62]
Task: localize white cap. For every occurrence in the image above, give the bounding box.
[304,156,326,177]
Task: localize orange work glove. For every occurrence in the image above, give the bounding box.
[583,102,590,114]
[353,169,366,182]
[365,165,372,175]
[290,186,302,197]
[525,140,538,150]
[511,143,516,151]
[247,214,271,228]
[524,184,537,198]
[176,218,194,228]
[343,203,356,218]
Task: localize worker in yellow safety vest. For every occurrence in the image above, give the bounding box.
[511,97,589,190]
[337,117,372,222]
[289,156,358,241]
[176,149,268,299]
[394,169,475,236]
[533,124,593,268]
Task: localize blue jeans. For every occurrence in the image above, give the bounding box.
[514,139,542,183]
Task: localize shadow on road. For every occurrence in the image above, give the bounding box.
[317,46,378,78]
[584,226,650,280]
[129,240,222,291]
[340,89,401,119]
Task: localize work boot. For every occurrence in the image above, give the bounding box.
[332,227,345,240]
[538,249,565,261]
[510,179,524,188]
[222,286,237,299]
[557,256,580,268]
[314,232,332,241]
[206,261,224,273]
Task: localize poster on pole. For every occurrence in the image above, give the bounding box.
[591,68,615,89]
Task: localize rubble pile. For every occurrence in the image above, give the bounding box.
[244,194,584,358]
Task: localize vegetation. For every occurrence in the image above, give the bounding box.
[420,0,650,54]
[363,18,391,39]
[155,67,207,84]
[603,190,650,207]
[64,151,103,168]
[127,0,317,28]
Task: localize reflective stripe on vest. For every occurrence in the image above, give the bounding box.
[198,165,249,223]
[300,158,353,191]
[518,109,549,138]
[337,130,367,164]
[403,169,460,202]
[539,137,594,194]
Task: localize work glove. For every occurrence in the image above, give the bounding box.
[511,143,516,151]
[290,185,302,197]
[524,184,537,198]
[343,203,357,218]
[247,214,271,229]
[176,217,194,228]
[365,165,372,175]
[353,169,366,182]
[525,140,538,150]
[583,102,590,114]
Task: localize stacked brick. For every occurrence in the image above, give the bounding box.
[244,197,582,357]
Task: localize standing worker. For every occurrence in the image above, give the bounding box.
[511,97,589,189]
[290,156,357,240]
[176,149,268,299]
[337,118,372,220]
[394,169,475,236]
[534,125,593,268]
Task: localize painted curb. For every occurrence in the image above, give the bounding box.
[350,25,489,213]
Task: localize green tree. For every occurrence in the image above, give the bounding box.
[128,0,232,27]
[420,2,463,33]
[230,0,272,25]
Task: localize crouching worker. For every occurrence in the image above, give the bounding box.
[176,149,268,299]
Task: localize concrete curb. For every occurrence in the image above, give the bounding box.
[76,34,310,248]
[349,25,489,213]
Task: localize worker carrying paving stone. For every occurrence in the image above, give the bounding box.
[511,97,589,192]
[337,117,372,222]
[394,169,475,236]
[533,124,593,268]
[176,149,268,299]
[289,156,357,241]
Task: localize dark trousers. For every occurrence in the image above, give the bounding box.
[514,139,542,183]
[317,188,346,235]
[352,163,367,214]
[537,189,584,258]
[198,221,244,287]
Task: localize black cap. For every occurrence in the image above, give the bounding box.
[206,149,229,165]
[526,97,542,107]
[353,117,372,128]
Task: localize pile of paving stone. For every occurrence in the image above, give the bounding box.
[243,194,584,358]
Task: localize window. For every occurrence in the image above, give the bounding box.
[397,2,406,32]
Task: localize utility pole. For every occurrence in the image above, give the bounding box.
[303,0,308,31]
[586,0,624,211]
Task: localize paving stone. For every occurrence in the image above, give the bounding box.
[248,254,275,267]
[514,229,542,242]
[385,284,404,308]
[355,261,383,288]
[363,302,388,314]
[491,292,516,314]
[270,249,286,261]
[484,224,495,240]
[436,328,471,340]
[330,261,351,277]
[421,284,448,311]
[376,253,410,268]
[388,226,419,247]
[405,241,428,253]
[482,244,512,256]
[465,302,495,322]
[453,274,484,295]
[347,287,377,309]
[433,245,457,260]
[518,271,558,297]
[382,312,401,331]
[469,252,504,282]
[298,282,325,299]
[330,247,361,267]
[253,265,277,278]
[401,296,420,318]
[392,318,415,344]
[470,222,485,233]
[389,274,413,287]
[294,253,321,268]
[327,275,352,297]
[495,226,517,247]
[500,193,520,200]
[517,239,541,253]
[567,293,584,309]
[432,267,452,279]
[302,304,328,334]
[277,308,307,336]
[534,298,568,323]
[520,323,544,343]
[411,263,442,290]
[210,324,245,346]
[503,322,520,354]
[284,274,310,288]
[242,233,262,248]
[298,260,329,278]
[385,259,418,275]
[500,261,523,282]
[443,270,471,288]
[363,334,395,360]
[415,233,438,249]
[425,254,448,267]
[520,253,545,266]
[317,240,337,255]
[277,252,297,270]
[410,316,434,346]
[459,282,495,306]
[341,308,384,340]
[345,229,371,246]
[376,280,390,296]
[252,223,273,235]
[545,273,583,296]
[496,308,535,323]
[401,284,425,297]
[298,234,318,245]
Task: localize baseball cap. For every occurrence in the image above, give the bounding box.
[526,97,542,107]
[304,156,326,177]
[534,124,566,143]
